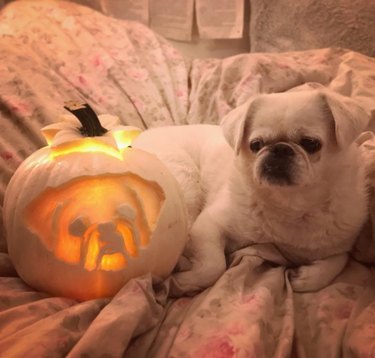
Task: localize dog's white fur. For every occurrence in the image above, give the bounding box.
[133,89,369,293]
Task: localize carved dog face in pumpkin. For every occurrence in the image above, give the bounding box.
[25,173,165,272]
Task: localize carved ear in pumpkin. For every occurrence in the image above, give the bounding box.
[220,96,260,155]
[319,90,370,148]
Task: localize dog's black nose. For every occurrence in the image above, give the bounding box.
[270,143,295,157]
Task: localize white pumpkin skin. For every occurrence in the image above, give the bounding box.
[3,113,188,301]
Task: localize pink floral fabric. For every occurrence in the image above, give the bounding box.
[1,1,375,357]
[188,48,375,127]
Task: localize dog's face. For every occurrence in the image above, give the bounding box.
[248,93,334,187]
[221,89,369,188]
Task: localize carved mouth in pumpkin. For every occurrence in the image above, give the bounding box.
[24,173,165,271]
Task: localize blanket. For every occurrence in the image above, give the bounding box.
[1,1,375,357]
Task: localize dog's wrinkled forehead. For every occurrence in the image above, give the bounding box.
[249,92,330,142]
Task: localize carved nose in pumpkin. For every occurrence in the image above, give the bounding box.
[97,222,115,236]
[97,222,125,253]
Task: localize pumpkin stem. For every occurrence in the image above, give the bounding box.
[64,102,108,137]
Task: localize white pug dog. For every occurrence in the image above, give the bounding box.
[132,89,370,293]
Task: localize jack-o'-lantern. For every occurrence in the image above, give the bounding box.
[3,103,188,301]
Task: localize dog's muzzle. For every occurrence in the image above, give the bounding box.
[260,143,295,186]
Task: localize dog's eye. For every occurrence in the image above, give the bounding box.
[249,139,265,153]
[299,137,322,154]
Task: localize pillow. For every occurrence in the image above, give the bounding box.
[249,0,375,57]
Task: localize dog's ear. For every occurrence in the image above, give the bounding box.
[220,96,259,155]
[319,90,370,148]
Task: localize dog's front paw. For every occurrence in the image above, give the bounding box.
[171,259,226,296]
[288,254,348,292]
[288,265,327,292]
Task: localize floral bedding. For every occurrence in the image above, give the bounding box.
[1,1,375,357]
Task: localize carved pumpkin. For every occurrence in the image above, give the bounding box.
[3,103,188,301]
